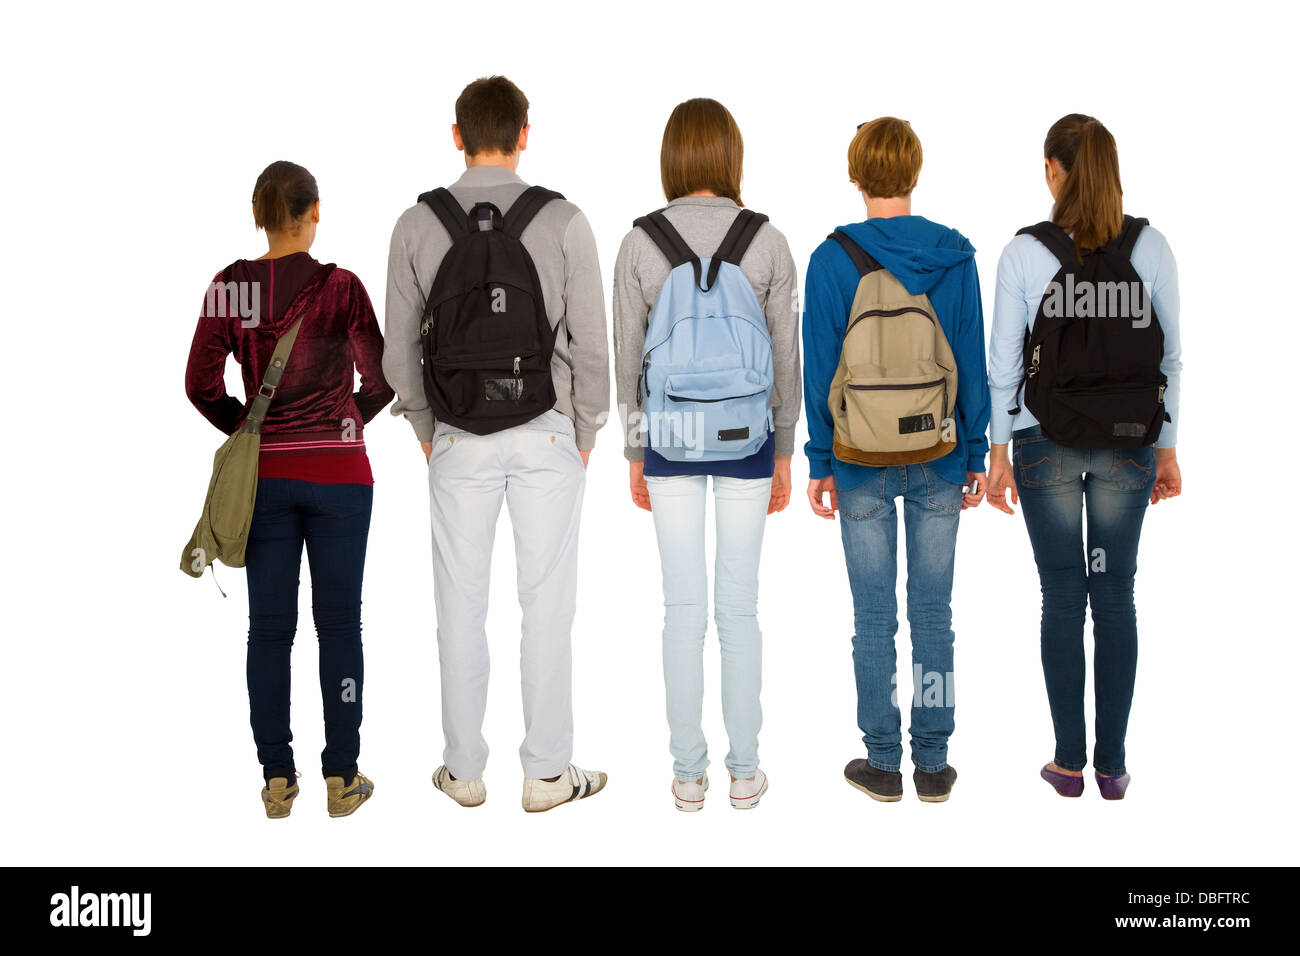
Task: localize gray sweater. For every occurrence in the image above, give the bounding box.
[383,165,610,449]
[612,196,801,460]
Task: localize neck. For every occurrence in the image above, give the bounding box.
[260,233,311,259]
[682,190,718,198]
[465,152,518,171]
[864,195,911,219]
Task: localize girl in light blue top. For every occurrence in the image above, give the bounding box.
[986,114,1183,800]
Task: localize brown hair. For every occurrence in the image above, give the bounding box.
[848,117,922,199]
[455,75,530,157]
[1044,113,1123,256]
[660,98,744,205]
[251,161,318,234]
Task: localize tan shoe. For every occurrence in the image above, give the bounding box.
[325,771,374,818]
[521,763,607,813]
[261,773,301,819]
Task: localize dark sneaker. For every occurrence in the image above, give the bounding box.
[844,759,903,802]
[913,765,958,803]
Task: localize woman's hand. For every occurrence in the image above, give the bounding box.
[1151,447,1181,505]
[807,475,838,519]
[769,456,792,514]
[629,460,651,511]
[987,445,1018,515]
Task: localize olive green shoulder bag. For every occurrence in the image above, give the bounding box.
[180,263,335,586]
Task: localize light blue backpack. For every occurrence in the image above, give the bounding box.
[634,208,774,462]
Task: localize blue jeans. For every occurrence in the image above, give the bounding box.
[838,463,963,773]
[646,474,771,781]
[244,478,373,781]
[1014,426,1154,776]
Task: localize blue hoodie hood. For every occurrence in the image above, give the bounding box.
[837,215,974,296]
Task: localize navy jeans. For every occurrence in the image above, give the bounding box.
[244,478,372,782]
[1014,426,1155,776]
[838,463,963,773]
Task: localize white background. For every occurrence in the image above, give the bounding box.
[4,0,1295,866]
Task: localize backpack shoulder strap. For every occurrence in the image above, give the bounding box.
[1111,215,1148,259]
[1016,220,1078,269]
[829,230,882,277]
[704,209,770,290]
[243,263,337,434]
[635,209,703,289]
[419,187,470,240]
[503,185,565,240]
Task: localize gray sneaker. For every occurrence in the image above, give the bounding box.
[844,759,903,802]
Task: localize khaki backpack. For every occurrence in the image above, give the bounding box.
[827,231,958,466]
[180,263,334,582]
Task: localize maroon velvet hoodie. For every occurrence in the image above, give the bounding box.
[185,252,394,484]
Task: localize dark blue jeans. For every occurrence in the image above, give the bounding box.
[1014,426,1155,776]
[244,478,372,782]
[838,463,963,773]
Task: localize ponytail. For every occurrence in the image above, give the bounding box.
[251,160,319,234]
[1044,114,1123,258]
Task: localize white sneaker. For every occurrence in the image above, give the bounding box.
[432,765,486,807]
[729,769,768,809]
[521,763,607,813]
[672,772,710,812]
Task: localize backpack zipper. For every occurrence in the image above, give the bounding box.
[1157,383,1166,403]
[1027,344,1041,378]
[846,378,946,391]
[514,355,521,376]
[847,306,935,334]
[637,356,650,407]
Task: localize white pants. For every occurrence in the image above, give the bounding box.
[428,409,586,780]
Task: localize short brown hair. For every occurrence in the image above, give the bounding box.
[455,76,529,157]
[660,98,744,205]
[848,117,922,199]
[251,160,318,234]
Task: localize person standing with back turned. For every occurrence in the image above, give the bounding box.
[985,114,1183,800]
[803,118,990,804]
[383,76,611,813]
[613,98,801,812]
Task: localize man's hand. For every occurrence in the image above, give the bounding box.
[579,449,590,469]
[421,440,433,462]
[629,460,651,511]
[807,475,838,519]
[963,471,987,510]
[769,456,792,514]
[987,445,1017,515]
[1151,447,1181,505]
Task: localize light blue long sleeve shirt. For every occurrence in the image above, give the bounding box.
[987,223,1182,447]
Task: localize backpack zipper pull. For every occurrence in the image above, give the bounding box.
[513,355,521,376]
[1157,383,1166,403]
[1027,344,1041,378]
[637,357,649,407]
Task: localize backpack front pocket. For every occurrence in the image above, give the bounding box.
[653,367,770,460]
[838,374,948,454]
[1050,381,1165,449]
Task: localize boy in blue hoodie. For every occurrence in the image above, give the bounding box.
[803,118,990,803]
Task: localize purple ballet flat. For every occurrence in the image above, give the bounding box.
[1095,772,1131,800]
[1041,764,1084,797]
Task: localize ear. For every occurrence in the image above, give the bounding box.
[452,124,464,152]
[310,200,321,224]
[517,124,530,153]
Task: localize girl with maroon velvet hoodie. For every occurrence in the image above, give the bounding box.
[185,161,393,819]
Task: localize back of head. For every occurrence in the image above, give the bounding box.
[455,75,530,157]
[660,98,745,206]
[252,160,318,234]
[1044,113,1124,254]
[848,117,922,199]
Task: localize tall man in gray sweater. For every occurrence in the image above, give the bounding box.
[383,76,611,813]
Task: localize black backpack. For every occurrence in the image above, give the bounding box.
[1010,215,1169,448]
[418,185,562,434]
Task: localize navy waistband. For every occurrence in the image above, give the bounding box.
[1012,424,1043,439]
